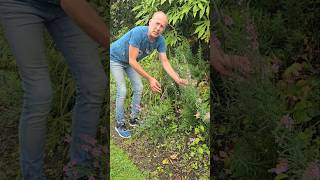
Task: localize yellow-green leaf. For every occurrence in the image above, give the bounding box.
[162,158,169,165]
[198,3,204,10]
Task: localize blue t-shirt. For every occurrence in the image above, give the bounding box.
[110,26,166,63]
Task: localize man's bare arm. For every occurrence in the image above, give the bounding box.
[159,53,188,85]
[128,45,162,93]
[60,0,109,48]
[128,45,153,81]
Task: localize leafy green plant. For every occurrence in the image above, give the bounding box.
[132,0,210,44]
[212,0,319,179]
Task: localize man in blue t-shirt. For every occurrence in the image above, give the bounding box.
[110,11,188,138]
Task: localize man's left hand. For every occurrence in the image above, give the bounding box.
[175,78,189,86]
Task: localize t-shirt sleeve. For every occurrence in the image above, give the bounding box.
[157,36,166,53]
[128,28,143,49]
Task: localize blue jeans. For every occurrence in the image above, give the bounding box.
[110,60,143,125]
[0,0,107,179]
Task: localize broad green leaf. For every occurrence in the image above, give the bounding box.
[194,138,200,144]
[198,3,204,10]
[135,11,145,19]
[132,5,142,12]
[195,127,200,134]
[198,147,204,155]
[275,174,289,180]
[200,7,205,18]
[200,125,205,132]
[193,5,199,17]
[135,19,145,26]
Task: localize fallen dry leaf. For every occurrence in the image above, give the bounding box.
[170,154,178,160]
[195,112,201,119]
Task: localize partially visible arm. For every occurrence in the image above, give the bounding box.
[210,45,233,76]
[159,53,180,81]
[128,45,153,81]
[210,34,251,77]
[60,0,109,48]
[159,53,188,85]
[128,45,162,93]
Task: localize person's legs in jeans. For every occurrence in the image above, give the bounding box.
[45,8,107,169]
[0,1,51,179]
[110,60,127,126]
[125,66,143,120]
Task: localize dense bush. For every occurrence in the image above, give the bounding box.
[211,0,319,179]
[109,1,210,178]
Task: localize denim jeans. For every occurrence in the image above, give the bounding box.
[110,60,143,125]
[0,0,107,179]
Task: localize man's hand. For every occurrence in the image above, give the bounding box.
[60,0,109,48]
[232,55,251,77]
[175,78,189,86]
[210,41,251,78]
[149,78,162,93]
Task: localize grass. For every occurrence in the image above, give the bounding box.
[0,70,21,179]
[110,140,148,180]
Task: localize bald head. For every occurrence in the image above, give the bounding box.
[148,11,168,40]
[151,11,168,25]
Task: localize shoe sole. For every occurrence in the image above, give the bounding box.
[114,127,131,138]
[129,123,139,127]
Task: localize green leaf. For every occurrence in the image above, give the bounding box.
[199,125,205,132]
[135,19,145,26]
[198,3,204,10]
[181,5,191,16]
[275,173,289,180]
[194,25,201,34]
[293,100,312,123]
[195,127,200,134]
[135,11,145,19]
[202,144,208,150]
[200,7,205,18]
[198,147,204,155]
[194,138,200,145]
[193,5,199,17]
[197,24,206,38]
[132,5,142,12]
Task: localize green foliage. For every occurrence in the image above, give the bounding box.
[212,0,320,179]
[110,141,148,179]
[274,77,320,179]
[110,0,136,39]
[220,76,284,179]
[0,28,16,70]
[0,71,21,179]
[110,38,209,177]
[132,0,210,44]
[137,98,176,143]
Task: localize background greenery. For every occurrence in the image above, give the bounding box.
[211,0,320,179]
[110,0,210,179]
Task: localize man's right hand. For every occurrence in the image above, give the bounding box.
[149,78,162,93]
[210,42,251,78]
